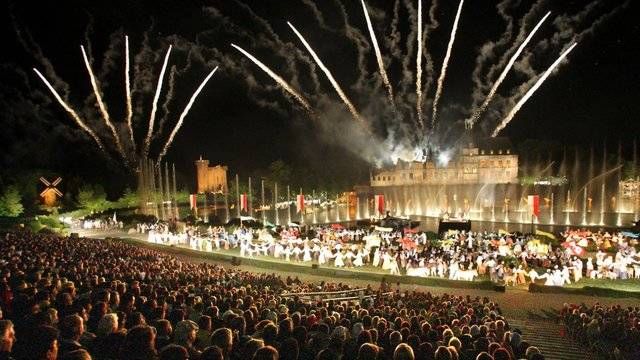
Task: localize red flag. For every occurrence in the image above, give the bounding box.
[374,195,385,215]
[240,194,248,212]
[528,195,540,217]
[296,194,305,213]
[189,194,197,210]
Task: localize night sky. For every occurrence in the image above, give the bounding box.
[1,0,638,195]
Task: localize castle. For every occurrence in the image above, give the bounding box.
[371,140,518,187]
[194,157,228,194]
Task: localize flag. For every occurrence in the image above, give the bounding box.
[240,194,248,212]
[528,195,540,217]
[296,194,305,213]
[189,194,197,210]
[374,195,385,215]
[535,229,556,240]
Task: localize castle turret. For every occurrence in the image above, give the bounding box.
[195,156,210,194]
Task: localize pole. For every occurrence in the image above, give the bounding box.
[287,185,291,224]
[224,190,229,223]
[261,179,266,224]
[172,163,179,220]
[274,182,279,225]
[204,192,208,223]
[248,177,253,217]
[164,162,171,220]
[300,187,304,224]
[235,174,240,219]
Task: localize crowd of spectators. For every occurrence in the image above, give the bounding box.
[561,302,640,359]
[0,231,546,359]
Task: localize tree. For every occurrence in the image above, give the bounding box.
[115,187,139,208]
[77,184,110,213]
[0,185,24,217]
[266,159,292,186]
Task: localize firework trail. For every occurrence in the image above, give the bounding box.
[143,45,172,159]
[231,44,312,112]
[80,45,126,158]
[332,0,370,91]
[468,11,550,128]
[287,21,363,123]
[431,0,464,128]
[388,0,402,61]
[422,0,440,99]
[416,0,424,127]
[33,68,105,151]
[492,42,577,137]
[158,66,218,162]
[125,35,135,151]
[360,0,394,107]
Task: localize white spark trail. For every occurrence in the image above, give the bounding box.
[431,0,464,128]
[469,12,551,128]
[492,42,577,137]
[158,67,218,162]
[125,35,135,151]
[143,45,172,159]
[416,0,424,127]
[288,21,364,123]
[33,68,106,151]
[80,45,126,158]
[360,0,394,107]
[231,44,312,112]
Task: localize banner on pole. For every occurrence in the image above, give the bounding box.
[240,194,248,212]
[189,194,197,210]
[528,195,540,217]
[296,194,305,213]
[374,195,385,215]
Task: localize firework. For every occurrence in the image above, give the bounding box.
[431,0,464,128]
[361,0,394,108]
[125,35,135,151]
[416,0,424,127]
[492,42,577,137]
[468,12,551,128]
[80,45,126,158]
[158,66,219,163]
[143,45,173,159]
[231,44,312,112]
[288,21,364,123]
[33,68,106,151]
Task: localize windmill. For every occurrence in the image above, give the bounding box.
[40,177,63,207]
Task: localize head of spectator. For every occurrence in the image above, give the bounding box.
[121,325,157,360]
[201,345,224,360]
[96,313,118,338]
[174,320,199,348]
[0,320,16,354]
[62,349,92,360]
[210,328,233,357]
[159,344,189,360]
[253,345,279,360]
[32,325,59,360]
[394,343,415,360]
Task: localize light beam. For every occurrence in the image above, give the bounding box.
[492,42,577,137]
[80,45,126,158]
[361,0,395,107]
[416,0,424,127]
[143,45,172,159]
[33,68,106,152]
[158,67,218,162]
[288,21,364,123]
[231,44,312,112]
[431,0,464,128]
[125,35,135,151]
[468,12,551,128]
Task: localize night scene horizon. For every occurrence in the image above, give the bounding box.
[0,1,639,360]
